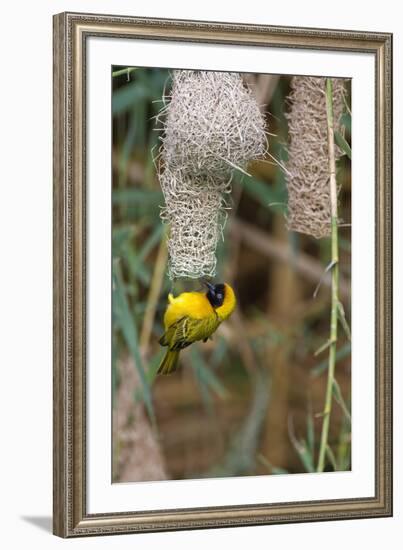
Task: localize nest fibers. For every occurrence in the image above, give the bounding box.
[285,76,346,239]
[159,169,230,279]
[156,70,267,279]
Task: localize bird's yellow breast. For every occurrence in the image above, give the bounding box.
[164,291,215,329]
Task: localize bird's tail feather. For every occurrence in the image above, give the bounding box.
[157,349,180,375]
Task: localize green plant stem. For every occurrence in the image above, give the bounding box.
[317,79,340,473]
[112,67,137,79]
[139,235,168,355]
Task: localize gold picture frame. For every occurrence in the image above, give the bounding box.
[53,11,392,537]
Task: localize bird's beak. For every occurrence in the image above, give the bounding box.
[202,280,214,291]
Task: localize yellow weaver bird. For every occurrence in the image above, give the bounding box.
[158,282,236,375]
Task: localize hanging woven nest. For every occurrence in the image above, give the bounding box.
[285,76,346,239]
[156,70,267,280]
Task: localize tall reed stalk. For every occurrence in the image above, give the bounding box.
[317,78,340,472]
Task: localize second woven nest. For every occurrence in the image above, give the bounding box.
[285,76,346,239]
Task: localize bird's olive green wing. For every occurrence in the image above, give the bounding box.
[159,315,219,350]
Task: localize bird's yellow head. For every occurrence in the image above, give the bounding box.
[204,281,236,321]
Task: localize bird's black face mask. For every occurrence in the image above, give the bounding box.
[205,282,225,308]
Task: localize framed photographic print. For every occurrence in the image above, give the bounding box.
[53,12,392,537]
